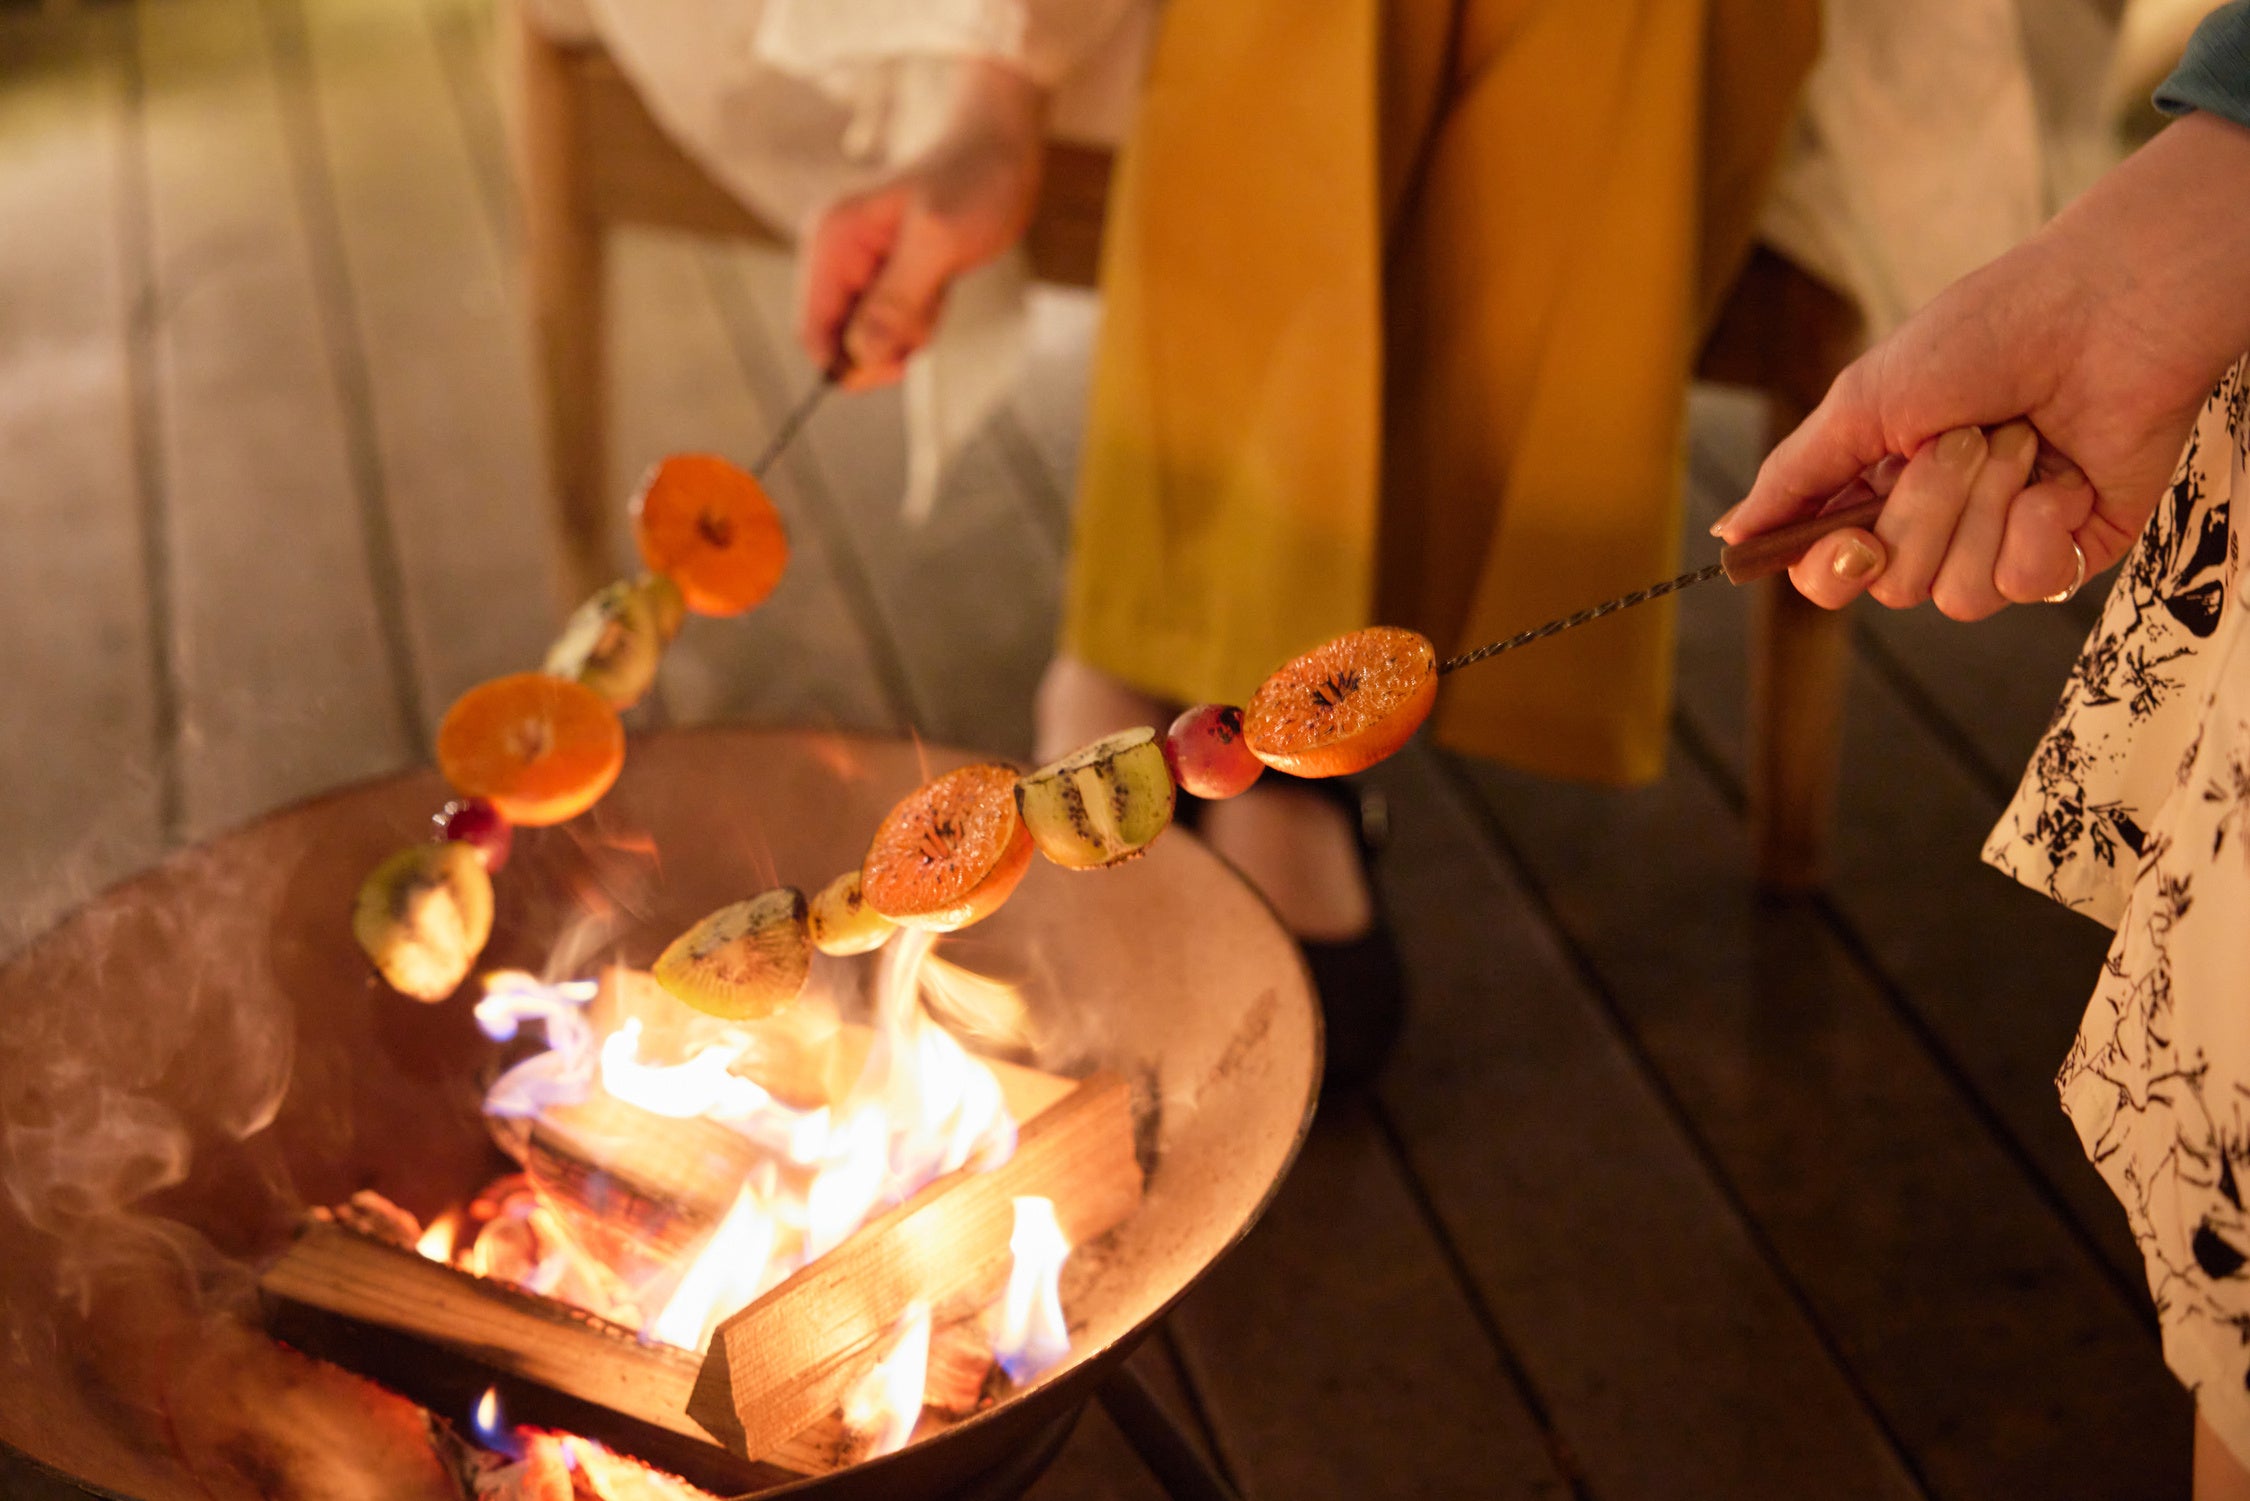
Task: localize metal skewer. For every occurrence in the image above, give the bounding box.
[1437,473,1886,676]
[751,371,840,479]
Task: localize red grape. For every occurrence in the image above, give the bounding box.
[1163,703,1264,799]
[434,796,513,872]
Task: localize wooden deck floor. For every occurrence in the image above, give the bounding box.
[0,3,2192,1496]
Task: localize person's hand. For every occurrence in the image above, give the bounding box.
[798,60,1048,391]
[1714,112,2250,619]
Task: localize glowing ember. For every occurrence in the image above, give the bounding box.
[840,1301,932,1459]
[466,1415,724,1501]
[561,1434,722,1500]
[994,1196,1072,1382]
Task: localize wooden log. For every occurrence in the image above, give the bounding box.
[689,1071,1143,1462]
[259,1220,798,1494]
[925,1316,1000,1420]
[263,1065,1117,1483]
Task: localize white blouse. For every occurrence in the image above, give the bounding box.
[525,0,1148,517]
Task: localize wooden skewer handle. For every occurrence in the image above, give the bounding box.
[1718,477,1883,585]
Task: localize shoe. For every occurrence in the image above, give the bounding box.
[1177,774,1407,1090]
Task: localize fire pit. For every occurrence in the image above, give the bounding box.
[0,727,1318,1500]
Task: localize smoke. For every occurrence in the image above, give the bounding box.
[0,837,297,1256]
[2,1074,190,1234]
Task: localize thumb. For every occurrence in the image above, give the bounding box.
[841,210,962,389]
[1717,359,1892,543]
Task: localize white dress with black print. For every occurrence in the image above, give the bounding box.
[1986,358,2250,1447]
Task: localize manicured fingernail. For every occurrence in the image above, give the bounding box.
[1994,421,2038,462]
[1833,538,1881,582]
[1709,502,1743,538]
[1937,426,1987,468]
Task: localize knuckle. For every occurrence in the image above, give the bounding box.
[1931,582,1992,623]
[1868,574,1925,611]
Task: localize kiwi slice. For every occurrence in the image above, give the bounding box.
[353,842,495,1002]
[1016,727,1177,871]
[639,572,687,643]
[544,577,667,710]
[653,887,814,1020]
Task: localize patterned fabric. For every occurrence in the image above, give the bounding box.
[1986,358,2250,1455]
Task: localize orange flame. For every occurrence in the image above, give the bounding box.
[840,1301,931,1459]
[994,1197,1071,1382]
[416,1211,459,1265]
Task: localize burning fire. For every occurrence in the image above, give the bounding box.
[995,1197,1072,1383]
[416,1211,459,1264]
[840,1301,932,1460]
[419,930,1076,1463]
[467,1384,723,1500]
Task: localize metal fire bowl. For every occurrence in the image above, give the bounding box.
[0,728,1320,1501]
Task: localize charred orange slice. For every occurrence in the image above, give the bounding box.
[630,454,790,618]
[1243,627,1438,777]
[435,672,626,826]
[860,764,1035,932]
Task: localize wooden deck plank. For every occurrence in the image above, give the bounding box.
[1165,1097,1576,1501]
[607,233,904,737]
[1367,747,1927,1501]
[1678,406,2146,1292]
[411,1,903,739]
[134,0,415,836]
[289,0,561,724]
[1453,736,2188,1496]
[1019,1400,1175,1501]
[0,12,165,945]
[706,247,1068,760]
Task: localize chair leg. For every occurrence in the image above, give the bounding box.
[1749,573,1850,892]
[1700,250,1862,894]
[510,1,613,609]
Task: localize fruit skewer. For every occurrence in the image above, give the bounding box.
[648,496,1903,1019]
[360,428,1882,1022]
[353,450,791,1002]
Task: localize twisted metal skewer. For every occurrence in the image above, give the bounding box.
[751,373,839,479]
[1437,562,1725,676]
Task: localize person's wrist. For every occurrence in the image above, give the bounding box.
[2048,112,2250,403]
[954,57,1050,144]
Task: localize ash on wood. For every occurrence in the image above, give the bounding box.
[690,1071,1144,1462]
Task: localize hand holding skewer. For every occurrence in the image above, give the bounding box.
[1712,114,2250,621]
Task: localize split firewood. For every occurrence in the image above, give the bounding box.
[260,1221,808,1493]
[923,1316,999,1419]
[525,1092,763,1280]
[688,1071,1141,1462]
[310,1188,425,1250]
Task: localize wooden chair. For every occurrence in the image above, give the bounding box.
[509,8,1861,891]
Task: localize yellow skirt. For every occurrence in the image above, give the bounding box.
[1060,0,1818,783]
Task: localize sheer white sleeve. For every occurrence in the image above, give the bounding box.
[757,0,1135,91]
